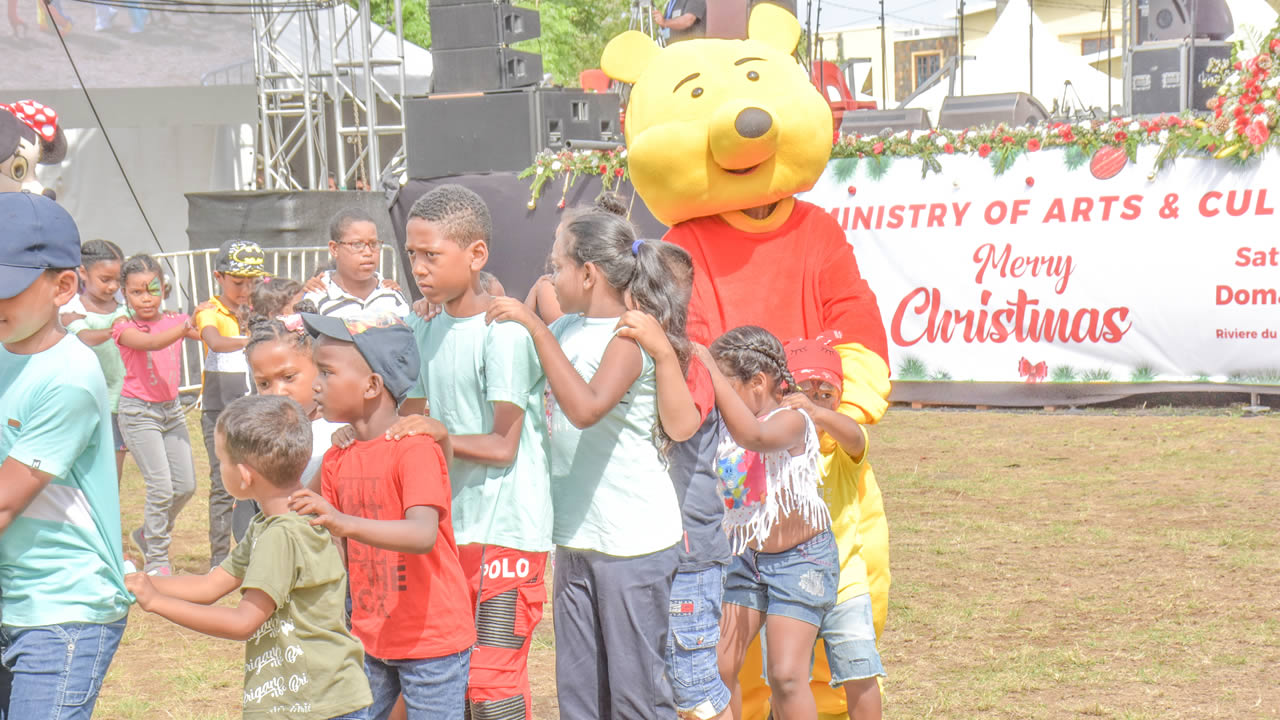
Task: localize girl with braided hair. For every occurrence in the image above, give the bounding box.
[695,325,836,720]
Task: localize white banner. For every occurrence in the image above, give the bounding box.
[799,147,1280,384]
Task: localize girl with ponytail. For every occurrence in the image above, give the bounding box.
[698,325,837,720]
[485,207,700,718]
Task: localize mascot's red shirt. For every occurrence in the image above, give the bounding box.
[668,199,889,361]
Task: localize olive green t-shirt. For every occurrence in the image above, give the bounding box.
[221,512,372,719]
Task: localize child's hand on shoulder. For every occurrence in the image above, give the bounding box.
[780,392,817,416]
[486,296,542,332]
[124,572,158,611]
[691,342,714,368]
[616,311,674,361]
[412,298,441,322]
[288,489,349,537]
[385,414,449,443]
[302,273,326,294]
[191,300,216,316]
[382,278,403,293]
[330,424,357,449]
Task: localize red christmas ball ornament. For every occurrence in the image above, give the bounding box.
[847,185,857,196]
[1025,176,1035,187]
[1089,145,1128,180]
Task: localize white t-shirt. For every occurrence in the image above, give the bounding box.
[304,418,349,487]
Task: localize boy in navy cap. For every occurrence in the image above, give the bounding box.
[0,192,131,717]
[289,311,476,720]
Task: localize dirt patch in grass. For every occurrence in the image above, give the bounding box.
[94,410,1280,718]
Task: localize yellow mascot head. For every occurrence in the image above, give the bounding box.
[601,3,833,227]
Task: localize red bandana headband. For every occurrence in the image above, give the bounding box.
[1,100,59,143]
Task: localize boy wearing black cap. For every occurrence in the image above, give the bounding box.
[0,193,131,716]
[289,311,475,720]
[198,239,269,567]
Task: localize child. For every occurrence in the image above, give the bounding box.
[699,325,838,720]
[289,311,475,720]
[616,244,734,720]
[231,304,335,543]
[60,239,130,482]
[0,193,131,717]
[197,239,268,568]
[781,334,884,720]
[250,275,306,319]
[485,209,693,719]
[397,184,551,719]
[304,208,410,318]
[124,394,373,720]
[113,253,202,576]
[245,304,347,492]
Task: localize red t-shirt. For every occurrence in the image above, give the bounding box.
[665,200,889,363]
[320,435,476,660]
[686,355,714,425]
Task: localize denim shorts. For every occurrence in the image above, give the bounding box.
[666,565,731,719]
[365,648,470,720]
[819,593,885,684]
[722,529,839,628]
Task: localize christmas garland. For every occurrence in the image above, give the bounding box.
[522,31,1280,210]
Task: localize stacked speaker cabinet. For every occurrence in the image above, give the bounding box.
[429,0,543,92]
[405,89,622,177]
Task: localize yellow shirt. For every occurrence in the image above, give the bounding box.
[194,296,249,410]
[820,431,870,605]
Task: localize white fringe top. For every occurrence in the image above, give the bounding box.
[714,408,831,555]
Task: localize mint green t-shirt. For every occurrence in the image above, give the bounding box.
[407,311,553,552]
[221,512,372,720]
[0,334,131,626]
[66,304,130,413]
[546,315,681,557]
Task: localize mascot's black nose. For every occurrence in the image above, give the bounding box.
[735,107,773,139]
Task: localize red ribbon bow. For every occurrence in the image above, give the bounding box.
[1,100,59,144]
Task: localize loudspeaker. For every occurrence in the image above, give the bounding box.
[840,108,931,136]
[1143,0,1233,42]
[1130,40,1233,114]
[937,93,1048,130]
[405,88,622,177]
[431,47,542,92]
[428,3,540,50]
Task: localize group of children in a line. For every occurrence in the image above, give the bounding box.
[0,185,886,720]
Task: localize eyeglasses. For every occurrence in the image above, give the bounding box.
[337,239,382,253]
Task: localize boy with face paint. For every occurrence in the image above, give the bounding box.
[197,240,269,568]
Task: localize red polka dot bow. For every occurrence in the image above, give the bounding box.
[1,100,60,143]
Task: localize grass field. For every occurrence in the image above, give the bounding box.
[94,407,1280,719]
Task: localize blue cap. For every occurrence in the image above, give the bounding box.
[301,311,420,405]
[0,192,80,300]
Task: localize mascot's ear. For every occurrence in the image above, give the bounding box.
[601,31,662,84]
[747,2,802,54]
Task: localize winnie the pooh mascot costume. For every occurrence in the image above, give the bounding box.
[602,4,891,719]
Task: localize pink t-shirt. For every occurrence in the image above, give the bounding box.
[112,313,189,403]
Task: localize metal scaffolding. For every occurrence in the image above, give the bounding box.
[252,0,407,190]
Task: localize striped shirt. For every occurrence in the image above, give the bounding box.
[303,271,410,319]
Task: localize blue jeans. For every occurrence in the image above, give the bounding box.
[666,565,731,718]
[0,618,126,720]
[365,649,470,720]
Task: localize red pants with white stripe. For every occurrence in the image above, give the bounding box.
[458,544,548,720]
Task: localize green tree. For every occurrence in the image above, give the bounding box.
[357,0,634,88]
[513,0,632,86]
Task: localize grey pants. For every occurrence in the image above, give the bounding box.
[553,544,679,720]
[118,397,196,573]
[201,410,235,568]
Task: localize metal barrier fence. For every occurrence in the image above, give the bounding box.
[153,245,402,394]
